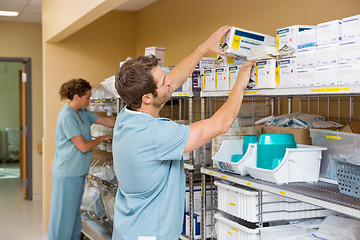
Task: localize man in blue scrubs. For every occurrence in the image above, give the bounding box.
[112,26,255,240]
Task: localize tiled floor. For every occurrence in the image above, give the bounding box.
[0,162,48,240]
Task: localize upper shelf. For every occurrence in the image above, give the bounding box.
[200,85,360,98]
[172,92,194,98]
[202,167,360,220]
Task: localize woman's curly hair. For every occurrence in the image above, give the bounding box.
[59,78,92,101]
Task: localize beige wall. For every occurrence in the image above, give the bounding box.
[42,10,136,229]
[42,0,360,230]
[0,62,21,159]
[0,22,43,196]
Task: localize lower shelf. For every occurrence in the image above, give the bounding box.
[202,167,360,220]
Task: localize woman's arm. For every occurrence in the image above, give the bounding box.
[95,116,116,128]
[71,135,112,153]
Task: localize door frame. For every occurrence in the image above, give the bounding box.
[0,57,33,200]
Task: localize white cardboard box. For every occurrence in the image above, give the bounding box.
[278,58,299,88]
[316,43,339,66]
[216,54,246,67]
[253,59,279,89]
[339,40,360,63]
[145,46,165,65]
[338,62,360,85]
[228,65,240,90]
[316,20,342,45]
[297,28,317,49]
[276,25,315,51]
[342,14,360,41]
[215,67,229,91]
[221,26,276,58]
[316,65,338,86]
[297,67,316,87]
[201,68,215,91]
[296,46,316,68]
[195,57,216,71]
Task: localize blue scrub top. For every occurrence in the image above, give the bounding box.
[52,104,98,177]
[112,107,190,240]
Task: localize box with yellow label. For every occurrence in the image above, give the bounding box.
[252,59,279,89]
[201,68,215,91]
[215,67,229,91]
[278,58,299,88]
[276,25,314,51]
[221,26,276,58]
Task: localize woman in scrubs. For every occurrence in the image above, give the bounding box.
[48,78,115,240]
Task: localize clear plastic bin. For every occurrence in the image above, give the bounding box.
[310,129,360,181]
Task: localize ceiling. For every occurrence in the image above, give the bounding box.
[0,0,158,23]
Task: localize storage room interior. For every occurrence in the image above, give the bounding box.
[1,0,360,239]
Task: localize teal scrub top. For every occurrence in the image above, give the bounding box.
[52,104,98,177]
[112,107,190,240]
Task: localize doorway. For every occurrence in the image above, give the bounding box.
[0,58,33,200]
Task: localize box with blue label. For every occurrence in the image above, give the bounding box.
[182,211,214,239]
[277,25,315,51]
[297,67,316,87]
[297,46,316,68]
[342,14,360,41]
[252,59,279,89]
[316,43,339,66]
[338,62,360,85]
[317,20,342,45]
[215,67,229,91]
[339,40,360,63]
[278,58,299,88]
[297,28,317,49]
[221,26,276,58]
[315,65,338,86]
[229,65,240,90]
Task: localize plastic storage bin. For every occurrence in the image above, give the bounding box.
[215,213,260,240]
[310,129,360,181]
[215,181,333,223]
[246,144,326,184]
[335,160,360,199]
[212,140,257,176]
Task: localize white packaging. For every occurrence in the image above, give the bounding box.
[315,65,338,86]
[316,43,339,66]
[215,67,229,91]
[339,40,360,63]
[276,25,315,51]
[216,54,247,66]
[316,20,342,45]
[297,67,316,87]
[253,59,279,89]
[201,68,215,91]
[184,186,212,212]
[195,57,216,71]
[145,46,165,66]
[182,76,192,92]
[296,47,317,68]
[342,14,360,41]
[338,62,360,85]
[221,26,276,58]
[278,58,299,88]
[297,28,317,49]
[228,65,240,90]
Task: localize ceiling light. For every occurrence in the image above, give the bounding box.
[0,11,19,17]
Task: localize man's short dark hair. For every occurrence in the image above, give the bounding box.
[115,55,159,109]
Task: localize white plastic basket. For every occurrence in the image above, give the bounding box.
[212,140,257,176]
[215,181,333,222]
[215,213,260,240]
[246,144,327,184]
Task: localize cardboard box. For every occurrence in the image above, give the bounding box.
[278,58,299,88]
[215,67,229,91]
[340,121,360,133]
[216,54,246,66]
[201,68,215,91]
[297,67,316,87]
[296,46,316,68]
[316,20,342,45]
[195,57,216,71]
[253,59,279,89]
[259,125,312,145]
[315,65,338,86]
[297,28,317,49]
[145,46,165,66]
[339,40,360,63]
[342,14,360,41]
[228,65,240,90]
[338,62,360,85]
[316,43,339,66]
[276,25,315,51]
[221,26,276,58]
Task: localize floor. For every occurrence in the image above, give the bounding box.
[0,161,48,240]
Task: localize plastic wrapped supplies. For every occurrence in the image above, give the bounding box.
[255,113,343,129]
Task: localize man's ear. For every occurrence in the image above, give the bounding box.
[142,93,152,105]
